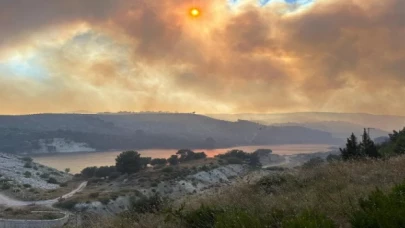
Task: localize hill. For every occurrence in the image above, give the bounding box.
[208,112,405,132]
[0,113,340,154]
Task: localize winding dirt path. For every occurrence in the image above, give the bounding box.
[0,181,87,207]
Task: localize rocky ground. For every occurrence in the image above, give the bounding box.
[0,153,73,200]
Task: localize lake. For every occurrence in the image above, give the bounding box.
[32,144,337,173]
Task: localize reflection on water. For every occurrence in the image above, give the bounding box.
[33,144,337,173]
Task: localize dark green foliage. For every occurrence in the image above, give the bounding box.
[256,174,288,194]
[40,173,50,179]
[340,133,361,160]
[23,184,31,188]
[302,157,324,169]
[216,150,262,167]
[225,157,244,164]
[168,155,179,166]
[81,166,98,178]
[176,149,207,162]
[283,210,336,228]
[215,209,262,228]
[151,158,167,166]
[130,194,165,214]
[380,127,405,157]
[47,177,58,184]
[351,183,405,228]
[115,151,150,174]
[183,205,224,228]
[54,199,78,210]
[59,182,68,187]
[24,162,32,168]
[162,167,174,173]
[89,192,100,198]
[340,130,381,160]
[326,154,341,163]
[95,166,116,178]
[21,157,33,163]
[23,171,32,178]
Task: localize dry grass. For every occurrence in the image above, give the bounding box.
[78,156,405,228]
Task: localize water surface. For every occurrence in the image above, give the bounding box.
[33,144,336,173]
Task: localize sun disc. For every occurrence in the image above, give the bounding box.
[189,8,201,17]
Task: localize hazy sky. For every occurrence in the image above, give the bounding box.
[0,0,404,115]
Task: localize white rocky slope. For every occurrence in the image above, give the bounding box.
[76,164,249,214]
[0,153,71,190]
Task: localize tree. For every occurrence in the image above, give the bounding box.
[116,151,147,174]
[360,129,380,158]
[95,166,116,178]
[151,158,167,166]
[81,166,98,178]
[168,155,179,166]
[340,133,360,160]
[65,168,70,173]
[176,149,207,162]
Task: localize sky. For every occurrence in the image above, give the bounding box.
[0,0,404,115]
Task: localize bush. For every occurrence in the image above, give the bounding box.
[23,171,32,178]
[116,151,150,174]
[24,162,32,168]
[21,157,33,163]
[1,183,11,190]
[40,173,50,179]
[54,199,78,210]
[183,205,224,228]
[256,174,289,194]
[215,209,262,228]
[89,192,100,198]
[23,184,32,188]
[130,194,165,214]
[283,210,336,228]
[108,172,121,180]
[47,177,58,184]
[151,158,167,166]
[351,183,405,228]
[302,157,325,169]
[81,166,98,178]
[225,157,244,164]
[162,167,174,173]
[59,182,68,187]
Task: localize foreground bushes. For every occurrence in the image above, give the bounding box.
[351,183,405,228]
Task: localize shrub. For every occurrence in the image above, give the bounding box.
[89,192,100,198]
[283,210,336,228]
[256,174,289,194]
[215,209,262,228]
[24,162,32,168]
[47,177,58,184]
[130,194,165,214]
[162,167,174,173]
[1,183,11,190]
[21,157,33,163]
[178,205,225,228]
[108,172,121,180]
[116,151,150,174]
[99,197,110,205]
[23,171,32,178]
[40,173,50,179]
[54,199,79,210]
[23,184,31,188]
[302,157,325,169]
[151,158,167,166]
[225,157,244,164]
[59,182,68,187]
[351,183,405,228]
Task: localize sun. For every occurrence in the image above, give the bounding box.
[189,8,201,17]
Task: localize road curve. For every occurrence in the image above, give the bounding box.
[0,181,87,207]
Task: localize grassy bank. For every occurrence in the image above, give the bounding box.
[74,155,405,228]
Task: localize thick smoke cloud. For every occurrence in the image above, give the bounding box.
[0,0,404,115]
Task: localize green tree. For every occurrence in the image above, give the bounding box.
[116,151,147,174]
[150,158,167,166]
[340,133,360,160]
[168,155,179,166]
[65,168,70,173]
[360,128,380,158]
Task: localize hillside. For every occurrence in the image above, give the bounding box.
[0,113,340,154]
[208,112,405,132]
[270,121,389,140]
